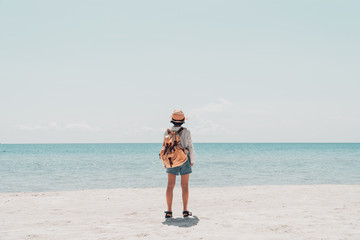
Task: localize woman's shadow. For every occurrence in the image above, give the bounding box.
[162,216,199,228]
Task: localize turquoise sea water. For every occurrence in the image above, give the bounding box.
[0,143,359,192]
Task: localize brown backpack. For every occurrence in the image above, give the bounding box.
[160,127,188,168]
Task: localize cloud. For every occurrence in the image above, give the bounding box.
[65,122,100,131]
[187,99,235,136]
[140,126,157,132]
[129,125,166,136]
[16,122,60,131]
[189,98,272,119]
[16,122,100,132]
[191,119,230,135]
[189,98,233,117]
[187,98,271,137]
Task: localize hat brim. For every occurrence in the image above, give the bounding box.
[172,116,188,122]
[171,118,185,123]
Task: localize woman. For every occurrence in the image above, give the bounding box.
[164,109,195,218]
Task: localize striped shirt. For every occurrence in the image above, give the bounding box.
[163,126,195,164]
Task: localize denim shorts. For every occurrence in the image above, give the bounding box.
[166,159,192,176]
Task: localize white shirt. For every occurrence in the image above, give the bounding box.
[163,126,195,164]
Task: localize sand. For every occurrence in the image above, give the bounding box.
[1,185,359,240]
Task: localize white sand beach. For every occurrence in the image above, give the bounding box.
[1,185,359,240]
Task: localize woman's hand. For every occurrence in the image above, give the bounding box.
[190,162,194,167]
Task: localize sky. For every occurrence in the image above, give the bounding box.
[0,0,359,143]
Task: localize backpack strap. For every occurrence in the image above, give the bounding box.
[177,127,184,135]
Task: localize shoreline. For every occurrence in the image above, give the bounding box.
[2,183,360,194]
[1,185,359,240]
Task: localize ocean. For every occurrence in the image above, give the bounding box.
[0,143,359,192]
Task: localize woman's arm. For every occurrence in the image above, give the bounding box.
[186,130,195,165]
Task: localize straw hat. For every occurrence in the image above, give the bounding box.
[171,109,187,123]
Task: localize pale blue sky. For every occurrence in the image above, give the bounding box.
[1,0,359,143]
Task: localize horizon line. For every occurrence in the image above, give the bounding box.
[1,142,359,145]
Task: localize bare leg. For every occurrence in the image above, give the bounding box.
[166,173,176,212]
[181,174,190,211]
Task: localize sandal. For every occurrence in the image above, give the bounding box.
[164,211,172,218]
[182,211,192,217]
